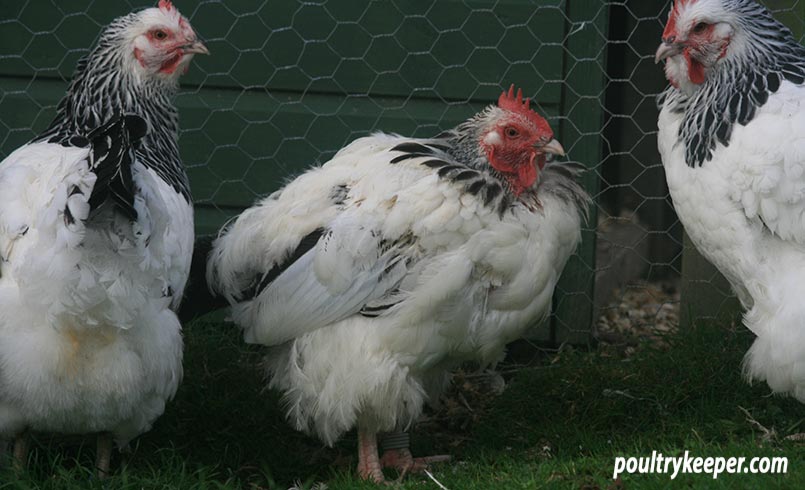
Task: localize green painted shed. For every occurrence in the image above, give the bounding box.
[2,1,804,342]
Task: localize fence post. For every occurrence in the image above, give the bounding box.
[551,0,609,345]
[679,233,741,328]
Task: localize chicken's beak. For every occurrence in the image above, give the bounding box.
[541,139,565,157]
[655,41,683,64]
[183,40,210,55]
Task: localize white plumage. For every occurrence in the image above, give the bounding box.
[208,88,587,482]
[657,0,805,401]
[0,1,206,473]
[0,139,189,443]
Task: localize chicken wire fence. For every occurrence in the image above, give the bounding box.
[1,0,803,345]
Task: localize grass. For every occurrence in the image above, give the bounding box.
[1,317,803,489]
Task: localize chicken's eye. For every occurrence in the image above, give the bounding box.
[504,127,520,138]
[693,22,708,34]
[153,30,168,40]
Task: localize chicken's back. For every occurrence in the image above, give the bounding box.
[0,141,187,445]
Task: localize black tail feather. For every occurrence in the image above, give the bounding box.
[86,114,148,221]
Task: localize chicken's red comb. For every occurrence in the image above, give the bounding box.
[498,85,530,112]
[665,0,698,39]
[158,0,174,12]
[497,84,552,133]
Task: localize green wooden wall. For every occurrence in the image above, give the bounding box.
[0,0,607,343]
[766,0,805,38]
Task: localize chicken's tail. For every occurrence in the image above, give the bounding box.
[6,114,152,326]
[84,113,148,222]
[743,302,805,403]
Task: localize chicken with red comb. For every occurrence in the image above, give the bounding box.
[657,0,805,408]
[207,85,587,483]
[0,1,206,477]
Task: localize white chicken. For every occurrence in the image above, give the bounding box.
[0,0,206,475]
[657,0,805,401]
[208,86,589,482]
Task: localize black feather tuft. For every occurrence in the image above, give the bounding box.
[421,159,451,169]
[390,152,429,164]
[329,183,350,206]
[484,182,502,206]
[240,228,325,300]
[359,302,397,317]
[767,72,781,92]
[437,165,462,178]
[85,113,148,222]
[452,170,478,181]
[466,179,485,195]
[498,195,512,217]
[390,142,435,155]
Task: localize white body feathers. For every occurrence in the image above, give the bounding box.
[659,80,805,401]
[0,140,192,445]
[209,133,585,444]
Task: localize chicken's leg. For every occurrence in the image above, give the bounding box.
[12,431,29,471]
[356,426,385,483]
[95,432,113,480]
[379,431,451,476]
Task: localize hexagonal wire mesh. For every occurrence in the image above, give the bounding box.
[0,1,803,344]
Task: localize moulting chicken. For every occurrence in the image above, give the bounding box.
[0,0,206,476]
[657,0,805,401]
[207,86,589,483]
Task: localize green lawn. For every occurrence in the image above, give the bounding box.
[1,318,802,489]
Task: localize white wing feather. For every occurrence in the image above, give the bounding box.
[729,86,805,244]
[209,135,426,345]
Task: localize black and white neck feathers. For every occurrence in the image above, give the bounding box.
[447,105,500,170]
[385,127,588,220]
[662,0,805,168]
[35,12,190,200]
